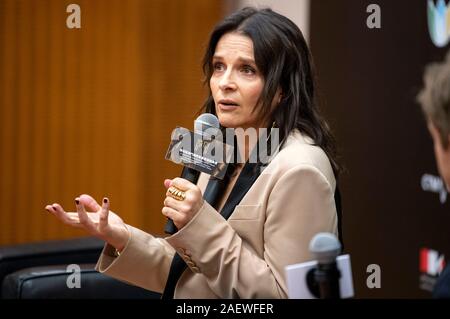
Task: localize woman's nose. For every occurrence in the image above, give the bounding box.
[218,71,237,91]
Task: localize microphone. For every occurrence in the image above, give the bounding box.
[308,233,342,299]
[193,113,220,138]
[164,113,221,234]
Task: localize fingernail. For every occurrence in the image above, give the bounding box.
[75,199,80,205]
[103,198,108,204]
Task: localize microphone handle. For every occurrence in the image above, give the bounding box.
[164,167,200,234]
[315,262,341,299]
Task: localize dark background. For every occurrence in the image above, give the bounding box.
[311,0,450,298]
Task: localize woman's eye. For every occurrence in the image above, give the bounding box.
[241,65,256,75]
[213,63,225,71]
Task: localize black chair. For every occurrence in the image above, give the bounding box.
[0,237,161,299]
[2,263,160,299]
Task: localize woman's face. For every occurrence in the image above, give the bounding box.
[210,32,265,130]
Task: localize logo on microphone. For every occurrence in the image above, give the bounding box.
[427,0,450,47]
[419,247,446,292]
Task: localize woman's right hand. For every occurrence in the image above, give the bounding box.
[45,194,129,252]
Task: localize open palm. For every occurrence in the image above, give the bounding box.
[45,194,129,251]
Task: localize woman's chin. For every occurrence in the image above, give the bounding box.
[217,117,236,129]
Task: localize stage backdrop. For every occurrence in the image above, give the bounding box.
[0,0,223,245]
[311,0,450,298]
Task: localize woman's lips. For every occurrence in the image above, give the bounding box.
[218,103,239,111]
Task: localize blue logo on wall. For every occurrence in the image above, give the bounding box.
[427,0,450,47]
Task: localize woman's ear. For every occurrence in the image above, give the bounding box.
[277,88,283,104]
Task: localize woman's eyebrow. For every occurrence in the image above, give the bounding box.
[212,55,256,65]
[237,57,256,65]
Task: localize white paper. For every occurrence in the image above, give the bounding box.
[285,254,354,299]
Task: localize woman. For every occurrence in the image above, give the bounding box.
[45,7,341,298]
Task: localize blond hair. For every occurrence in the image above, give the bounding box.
[418,50,450,148]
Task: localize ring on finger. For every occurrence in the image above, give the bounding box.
[168,186,186,201]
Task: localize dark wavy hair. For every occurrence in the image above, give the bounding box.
[201,7,340,176]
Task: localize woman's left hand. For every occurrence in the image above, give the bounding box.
[162,178,204,230]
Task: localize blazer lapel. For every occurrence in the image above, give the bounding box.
[219,162,261,220]
[219,128,275,219]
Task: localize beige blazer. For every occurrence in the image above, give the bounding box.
[96,130,338,298]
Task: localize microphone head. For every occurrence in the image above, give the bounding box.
[194,113,220,138]
[309,232,341,264]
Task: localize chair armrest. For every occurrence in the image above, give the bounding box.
[2,263,161,299]
[0,237,105,296]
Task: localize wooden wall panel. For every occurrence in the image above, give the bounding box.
[0,0,223,245]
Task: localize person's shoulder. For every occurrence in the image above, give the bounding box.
[268,130,335,188]
[433,265,450,298]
